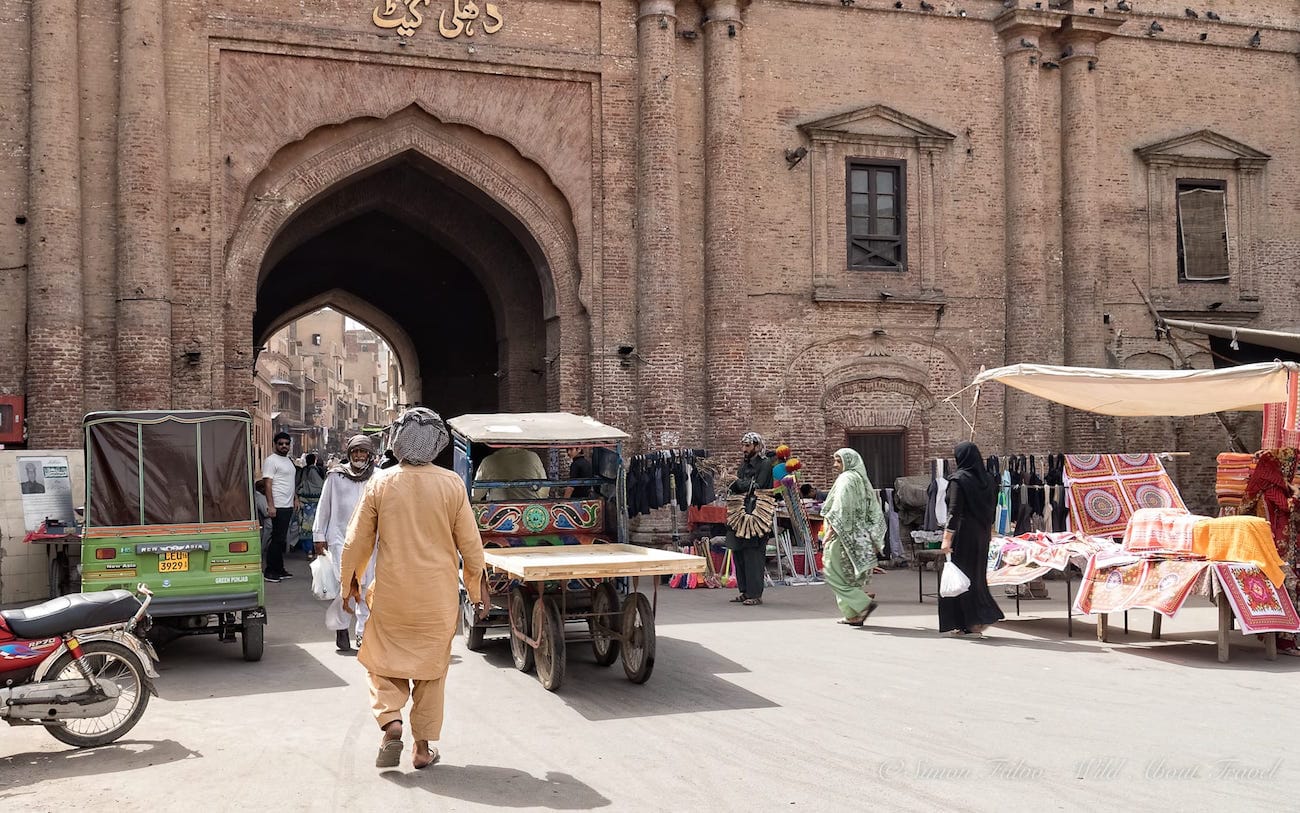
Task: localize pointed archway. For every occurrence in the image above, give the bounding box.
[221,107,588,416]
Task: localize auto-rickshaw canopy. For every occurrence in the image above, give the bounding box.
[83,410,255,528]
[447,412,630,446]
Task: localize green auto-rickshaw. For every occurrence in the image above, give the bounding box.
[78,410,266,661]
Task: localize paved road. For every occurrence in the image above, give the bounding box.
[2,556,1294,811]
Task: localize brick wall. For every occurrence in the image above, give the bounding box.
[2,0,1296,513]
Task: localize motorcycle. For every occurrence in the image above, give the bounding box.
[1,585,159,747]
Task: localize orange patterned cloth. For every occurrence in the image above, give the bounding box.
[1191,515,1287,587]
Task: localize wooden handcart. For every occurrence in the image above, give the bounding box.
[483,544,706,692]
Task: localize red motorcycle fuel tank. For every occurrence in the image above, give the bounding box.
[0,617,62,675]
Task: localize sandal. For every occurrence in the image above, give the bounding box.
[413,744,440,770]
[729,594,748,603]
[742,598,762,606]
[376,739,403,769]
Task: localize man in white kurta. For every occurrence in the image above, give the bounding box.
[313,434,378,652]
[342,408,486,770]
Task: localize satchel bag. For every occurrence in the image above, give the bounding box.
[726,486,777,539]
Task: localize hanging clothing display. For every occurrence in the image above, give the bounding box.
[626,449,712,517]
[884,488,904,560]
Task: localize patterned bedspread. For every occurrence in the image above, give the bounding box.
[1073,556,1211,618]
[1065,454,1186,538]
[1212,562,1300,634]
[986,532,1121,587]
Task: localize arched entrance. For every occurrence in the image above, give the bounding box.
[222,108,589,418]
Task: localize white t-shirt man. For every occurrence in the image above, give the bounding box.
[262,451,298,509]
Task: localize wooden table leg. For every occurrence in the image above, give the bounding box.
[1264,632,1278,661]
[1217,597,1232,663]
[1097,613,1109,643]
[1151,613,1162,640]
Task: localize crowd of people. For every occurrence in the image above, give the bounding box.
[720,431,1003,637]
[255,410,1005,771]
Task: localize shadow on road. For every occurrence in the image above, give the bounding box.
[381,764,610,808]
[154,640,348,701]
[1104,636,1300,672]
[859,621,1099,654]
[0,739,201,794]
[471,635,779,721]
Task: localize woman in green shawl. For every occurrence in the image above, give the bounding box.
[820,448,886,625]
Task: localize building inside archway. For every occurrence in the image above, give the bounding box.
[254,153,552,442]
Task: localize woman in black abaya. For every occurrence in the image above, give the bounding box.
[938,441,1005,637]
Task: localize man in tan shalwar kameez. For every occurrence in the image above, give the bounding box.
[341,407,486,770]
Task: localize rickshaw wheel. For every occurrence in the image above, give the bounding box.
[589,582,621,667]
[620,593,656,684]
[461,595,487,652]
[533,596,566,692]
[241,620,264,662]
[507,586,535,673]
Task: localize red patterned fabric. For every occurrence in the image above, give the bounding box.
[1064,454,1185,539]
[1074,556,1209,618]
[1120,474,1188,513]
[1068,480,1130,537]
[1212,562,1300,634]
[1111,453,1164,476]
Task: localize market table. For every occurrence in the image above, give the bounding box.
[1075,555,1299,662]
[481,543,706,691]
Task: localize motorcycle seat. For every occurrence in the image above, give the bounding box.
[0,590,140,639]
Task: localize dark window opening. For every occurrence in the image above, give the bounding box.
[1176,179,1229,283]
[846,430,906,491]
[847,160,906,272]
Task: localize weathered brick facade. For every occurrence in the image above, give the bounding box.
[3,0,1297,510]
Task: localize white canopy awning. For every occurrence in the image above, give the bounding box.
[448,412,630,445]
[970,361,1299,417]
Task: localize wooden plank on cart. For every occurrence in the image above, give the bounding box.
[482,543,707,581]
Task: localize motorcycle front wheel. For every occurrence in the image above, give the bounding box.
[43,640,153,748]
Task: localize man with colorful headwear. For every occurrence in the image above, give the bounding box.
[726,431,776,606]
[314,434,379,652]
[341,408,486,770]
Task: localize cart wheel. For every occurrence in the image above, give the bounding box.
[461,594,487,652]
[242,620,264,662]
[533,596,566,692]
[589,582,621,667]
[507,586,535,673]
[620,593,656,684]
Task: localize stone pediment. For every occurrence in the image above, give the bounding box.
[1136,130,1270,169]
[798,105,955,149]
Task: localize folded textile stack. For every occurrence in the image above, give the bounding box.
[1122,507,1207,554]
[1215,452,1255,509]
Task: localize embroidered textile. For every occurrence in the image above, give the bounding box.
[1122,507,1205,554]
[1064,454,1185,538]
[1074,556,1210,617]
[987,533,1122,586]
[1212,562,1300,634]
[1111,453,1164,476]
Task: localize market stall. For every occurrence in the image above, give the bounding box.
[966,361,1300,661]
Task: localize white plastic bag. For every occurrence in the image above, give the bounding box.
[310,550,340,601]
[939,555,971,598]
[325,595,353,629]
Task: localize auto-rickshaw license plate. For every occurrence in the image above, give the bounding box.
[158,550,189,573]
